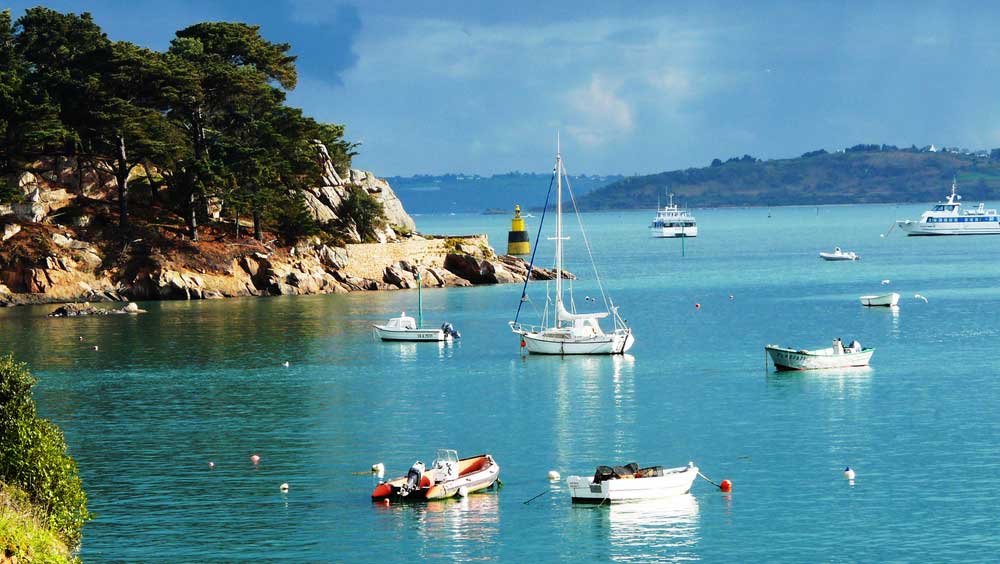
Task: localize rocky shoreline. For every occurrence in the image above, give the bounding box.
[0,146,569,308]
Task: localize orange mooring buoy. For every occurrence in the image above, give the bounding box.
[520,339,527,348]
[720,479,733,492]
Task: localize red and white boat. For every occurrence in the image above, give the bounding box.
[371,450,500,501]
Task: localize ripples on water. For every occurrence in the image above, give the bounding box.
[3,206,1000,561]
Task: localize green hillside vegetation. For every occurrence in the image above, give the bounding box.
[580,146,1000,209]
[1,353,89,562]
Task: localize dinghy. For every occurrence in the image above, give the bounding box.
[859,293,899,307]
[819,247,859,261]
[567,462,699,503]
[766,339,874,371]
[371,449,500,501]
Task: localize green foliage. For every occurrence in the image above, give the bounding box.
[268,191,320,245]
[3,7,358,241]
[1,483,76,564]
[0,354,89,547]
[581,149,1000,209]
[338,187,387,243]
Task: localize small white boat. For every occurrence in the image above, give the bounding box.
[819,247,859,261]
[567,462,698,503]
[371,450,500,501]
[859,293,899,307]
[896,179,1000,236]
[373,273,460,342]
[649,193,698,238]
[766,339,874,371]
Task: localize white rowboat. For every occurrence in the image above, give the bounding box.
[567,463,698,503]
[859,293,899,307]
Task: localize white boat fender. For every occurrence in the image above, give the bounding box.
[458,486,469,497]
[372,462,385,479]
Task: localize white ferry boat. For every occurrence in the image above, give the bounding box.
[649,194,697,238]
[896,180,1000,235]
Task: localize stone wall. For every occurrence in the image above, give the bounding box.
[343,235,489,280]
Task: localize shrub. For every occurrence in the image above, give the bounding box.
[338,186,386,243]
[0,354,90,546]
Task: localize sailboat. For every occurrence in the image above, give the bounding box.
[374,273,460,342]
[508,138,634,355]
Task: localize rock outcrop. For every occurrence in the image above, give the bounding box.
[0,147,565,307]
[299,142,416,243]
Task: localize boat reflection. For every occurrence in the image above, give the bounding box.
[767,366,873,401]
[374,493,500,560]
[580,495,701,563]
[381,339,453,363]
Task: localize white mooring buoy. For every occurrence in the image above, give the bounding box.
[547,470,561,481]
[280,482,289,492]
[844,466,856,480]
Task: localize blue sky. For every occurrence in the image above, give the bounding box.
[8,1,1000,175]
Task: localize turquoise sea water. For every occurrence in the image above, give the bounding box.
[3,203,1000,562]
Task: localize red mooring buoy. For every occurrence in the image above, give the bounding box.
[520,340,527,348]
[695,303,701,310]
[720,479,733,492]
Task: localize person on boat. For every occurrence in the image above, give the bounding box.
[832,338,844,354]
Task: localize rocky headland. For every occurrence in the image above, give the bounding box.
[0,146,562,308]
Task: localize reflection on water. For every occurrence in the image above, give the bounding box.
[374,493,500,561]
[583,495,701,563]
[767,366,872,397]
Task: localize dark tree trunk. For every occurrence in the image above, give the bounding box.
[252,207,263,241]
[115,136,130,230]
[141,163,159,206]
[188,190,199,241]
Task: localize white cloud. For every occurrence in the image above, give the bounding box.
[566,74,634,146]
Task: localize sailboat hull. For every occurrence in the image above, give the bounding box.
[519,330,634,355]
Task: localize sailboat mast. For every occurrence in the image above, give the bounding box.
[555,135,563,321]
[417,272,423,328]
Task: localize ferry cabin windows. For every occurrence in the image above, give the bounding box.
[927,216,999,223]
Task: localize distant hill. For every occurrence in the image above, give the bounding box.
[387,172,624,214]
[578,147,1000,209]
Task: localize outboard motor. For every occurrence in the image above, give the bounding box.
[401,461,425,496]
[441,322,461,339]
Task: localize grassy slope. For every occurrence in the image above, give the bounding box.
[0,484,74,564]
[580,150,1000,209]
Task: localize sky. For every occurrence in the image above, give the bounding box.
[8,1,1000,175]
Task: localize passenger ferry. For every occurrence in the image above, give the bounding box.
[896,180,1000,235]
[649,194,698,238]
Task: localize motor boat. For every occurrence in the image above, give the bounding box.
[371,450,500,501]
[373,273,459,342]
[896,179,1000,235]
[819,247,859,261]
[567,462,698,503]
[649,193,698,238]
[766,338,874,371]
